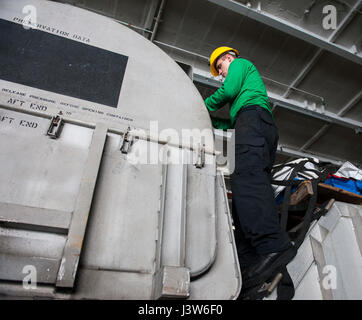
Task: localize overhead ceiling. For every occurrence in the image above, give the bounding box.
[52,0,362,168]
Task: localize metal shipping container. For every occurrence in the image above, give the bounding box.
[0,0,241,299]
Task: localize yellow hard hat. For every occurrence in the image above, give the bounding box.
[209,46,239,76]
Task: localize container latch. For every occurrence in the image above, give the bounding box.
[47,115,64,139]
[195,144,205,169]
[120,127,133,154]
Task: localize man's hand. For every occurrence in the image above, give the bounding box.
[210,116,231,130]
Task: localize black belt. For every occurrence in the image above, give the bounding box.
[236,105,272,120]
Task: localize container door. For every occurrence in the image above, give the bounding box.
[0,108,106,288]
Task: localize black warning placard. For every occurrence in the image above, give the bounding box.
[0,19,128,108]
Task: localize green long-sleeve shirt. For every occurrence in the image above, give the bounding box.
[204,58,271,129]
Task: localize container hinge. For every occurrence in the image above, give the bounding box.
[47,115,64,139]
[195,144,205,169]
[120,127,134,154]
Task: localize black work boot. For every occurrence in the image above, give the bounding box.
[241,246,297,289]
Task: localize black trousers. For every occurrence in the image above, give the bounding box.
[230,105,291,268]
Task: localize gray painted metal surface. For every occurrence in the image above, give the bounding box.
[0,0,240,299]
[266,201,362,300]
[283,0,361,98]
[189,173,241,299]
[56,123,107,288]
[207,0,362,65]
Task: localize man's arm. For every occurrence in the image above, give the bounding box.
[204,59,247,112]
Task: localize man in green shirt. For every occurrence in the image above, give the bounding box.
[205,47,296,298]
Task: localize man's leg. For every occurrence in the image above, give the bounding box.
[231,160,291,254]
[232,107,296,290]
[231,201,259,269]
[232,108,291,254]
